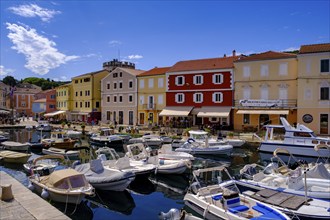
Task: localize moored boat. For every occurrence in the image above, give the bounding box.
[41,131,81,149]
[1,141,30,152]
[0,150,31,164]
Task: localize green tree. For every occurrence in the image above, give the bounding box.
[2,76,18,86]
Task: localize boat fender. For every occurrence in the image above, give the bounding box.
[27,182,34,191]
[41,188,49,199]
[187,138,195,143]
[158,208,180,220]
[159,159,165,165]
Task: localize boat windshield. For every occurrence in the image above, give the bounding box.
[55,179,70,189]
[69,175,87,188]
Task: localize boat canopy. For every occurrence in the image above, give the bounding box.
[48,169,84,187]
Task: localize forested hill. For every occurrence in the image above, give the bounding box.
[1,76,70,90]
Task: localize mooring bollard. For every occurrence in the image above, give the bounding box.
[1,184,14,201]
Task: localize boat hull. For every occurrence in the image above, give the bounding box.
[0,150,31,164]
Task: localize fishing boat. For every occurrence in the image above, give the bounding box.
[41,131,81,149]
[74,158,135,191]
[28,168,95,204]
[175,130,233,156]
[126,143,191,175]
[0,150,31,164]
[1,141,30,152]
[184,166,291,220]
[95,147,156,176]
[258,117,330,157]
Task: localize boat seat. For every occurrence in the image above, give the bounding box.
[251,202,286,220]
[224,196,249,214]
[228,205,249,214]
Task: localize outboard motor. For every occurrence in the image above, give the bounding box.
[158,208,181,220]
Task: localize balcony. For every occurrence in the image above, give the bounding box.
[234,99,297,108]
[142,103,156,110]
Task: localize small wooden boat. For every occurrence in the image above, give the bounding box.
[0,150,31,164]
[28,167,95,204]
[1,141,30,152]
[41,131,80,149]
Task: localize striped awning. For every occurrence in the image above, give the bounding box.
[159,106,193,116]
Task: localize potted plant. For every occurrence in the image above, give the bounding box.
[227,132,234,139]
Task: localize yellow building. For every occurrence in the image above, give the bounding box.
[53,83,72,120]
[297,43,330,135]
[71,69,108,123]
[137,67,170,126]
[233,51,298,131]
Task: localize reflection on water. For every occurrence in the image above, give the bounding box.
[0,128,286,220]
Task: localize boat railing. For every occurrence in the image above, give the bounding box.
[252,133,263,141]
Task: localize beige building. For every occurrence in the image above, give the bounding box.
[101,67,144,125]
[71,70,109,123]
[0,82,10,110]
[233,51,298,131]
[53,83,72,120]
[137,67,170,126]
[297,43,330,135]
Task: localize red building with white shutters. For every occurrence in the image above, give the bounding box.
[160,51,241,129]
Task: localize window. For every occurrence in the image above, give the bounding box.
[129,95,133,102]
[96,101,100,108]
[119,95,123,102]
[75,92,78,96]
[119,72,122,77]
[80,102,82,108]
[75,80,78,83]
[193,75,203,85]
[85,102,88,108]
[139,96,144,104]
[175,93,185,103]
[21,101,26,107]
[107,96,110,102]
[243,86,251,99]
[139,79,145,88]
[75,102,78,108]
[304,88,312,100]
[158,95,163,104]
[243,114,250,124]
[114,82,117,90]
[80,91,82,96]
[320,87,329,100]
[212,92,223,103]
[106,111,111,120]
[119,81,123,89]
[83,78,90,82]
[113,72,118,78]
[260,84,269,99]
[279,63,288,75]
[175,76,185,86]
[243,66,250,78]
[107,83,110,90]
[129,80,133,88]
[321,59,329,73]
[114,96,117,103]
[193,93,203,103]
[158,78,164,88]
[49,104,55,109]
[148,78,154,88]
[260,64,269,76]
[213,74,223,84]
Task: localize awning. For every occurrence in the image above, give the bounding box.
[70,111,90,115]
[44,110,66,117]
[159,106,193,116]
[197,107,231,117]
[236,110,289,115]
[0,110,10,114]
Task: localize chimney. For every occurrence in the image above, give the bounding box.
[223,54,226,57]
[232,50,236,57]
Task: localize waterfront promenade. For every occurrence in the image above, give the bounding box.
[0,171,70,220]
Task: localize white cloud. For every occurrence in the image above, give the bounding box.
[108,40,122,47]
[127,54,143,59]
[283,47,299,52]
[6,23,79,75]
[0,65,15,76]
[8,3,61,22]
[53,76,68,81]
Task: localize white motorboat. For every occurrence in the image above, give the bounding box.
[175,130,233,156]
[23,154,66,176]
[36,120,52,132]
[126,143,191,175]
[184,166,291,220]
[66,129,83,139]
[158,144,195,161]
[239,162,330,200]
[74,158,135,191]
[1,141,30,152]
[28,167,94,204]
[95,147,156,176]
[42,147,80,160]
[258,117,330,157]
[89,128,124,150]
[159,208,203,220]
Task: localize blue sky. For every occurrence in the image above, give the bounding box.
[1,0,329,81]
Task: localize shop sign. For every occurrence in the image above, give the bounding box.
[239,99,281,107]
[302,114,313,123]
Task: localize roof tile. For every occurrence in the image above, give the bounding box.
[299,43,330,54]
[235,51,296,62]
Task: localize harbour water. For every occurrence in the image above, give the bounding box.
[0,128,310,220]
